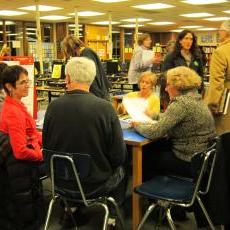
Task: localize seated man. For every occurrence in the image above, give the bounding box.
[43,57,127,224]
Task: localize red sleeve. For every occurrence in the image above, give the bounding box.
[7,109,43,161]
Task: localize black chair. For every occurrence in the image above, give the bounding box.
[134,143,217,230]
[43,149,125,230]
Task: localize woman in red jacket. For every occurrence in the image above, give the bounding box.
[0,65,43,230]
[0,65,43,161]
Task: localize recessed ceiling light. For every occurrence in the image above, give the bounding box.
[119,24,144,28]
[223,10,230,14]
[204,17,230,21]
[112,31,120,33]
[180,25,203,28]
[181,0,227,4]
[93,0,128,2]
[40,15,71,20]
[92,21,120,25]
[197,28,218,31]
[18,5,62,11]
[69,11,105,16]
[0,10,27,16]
[121,18,151,22]
[149,22,175,25]
[132,3,175,10]
[0,21,15,25]
[180,13,214,17]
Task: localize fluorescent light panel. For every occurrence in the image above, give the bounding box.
[223,10,230,14]
[119,24,144,28]
[204,17,230,21]
[180,25,203,28]
[121,18,151,22]
[92,21,120,25]
[40,15,71,20]
[19,5,62,11]
[197,28,218,31]
[0,10,27,16]
[180,13,214,17]
[68,24,83,27]
[69,11,105,16]
[181,0,227,4]
[149,22,175,25]
[132,3,175,10]
[170,29,183,32]
[93,0,128,2]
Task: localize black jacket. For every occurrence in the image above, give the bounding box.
[162,52,204,78]
[81,48,110,100]
[43,90,127,194]
[0,132,43,230]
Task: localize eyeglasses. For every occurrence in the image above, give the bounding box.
[17,79,32,86]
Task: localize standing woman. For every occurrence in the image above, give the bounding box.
[128,33,160,90]
[162,30,204,92]
[61,35,110,100]
[0,65,43,230]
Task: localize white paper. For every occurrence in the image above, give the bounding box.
[142,49,154,66]
[123,97,155,123]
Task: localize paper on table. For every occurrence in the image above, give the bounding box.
[123,97,155,123]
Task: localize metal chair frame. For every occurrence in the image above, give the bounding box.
[136,144,217,230]
[43,152,125,230]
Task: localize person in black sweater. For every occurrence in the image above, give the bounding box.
[61,35,110,100]
[43,57,127,203]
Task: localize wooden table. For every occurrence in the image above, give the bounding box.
[123,129,153,230]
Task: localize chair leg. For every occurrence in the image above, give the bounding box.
[62,199,77,228]
[99,203,110,230]
[166,207,176,230]
[137,203,157,230]
[196,195,215,230]
[107,197,125,230]
[44,195,59,230]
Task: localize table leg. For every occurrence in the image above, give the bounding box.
[132,146,142,230]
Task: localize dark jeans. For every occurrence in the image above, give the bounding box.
[142,138,192,181]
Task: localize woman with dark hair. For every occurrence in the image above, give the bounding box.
[162,30,204,92]
[0,65,43,230]
[61,35,110,100]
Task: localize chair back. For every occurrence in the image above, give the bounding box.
[43,149,92,206]
[190,142,217,204]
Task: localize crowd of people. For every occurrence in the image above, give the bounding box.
[0,19,230,230]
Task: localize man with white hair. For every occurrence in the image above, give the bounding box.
[205,19,230,134]
[43,57,127,227]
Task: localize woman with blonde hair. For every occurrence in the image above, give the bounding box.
[61,35,110,100]
[119,71,160,117]
[134,66,215,177]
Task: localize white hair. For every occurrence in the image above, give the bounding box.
[65,57,96,85]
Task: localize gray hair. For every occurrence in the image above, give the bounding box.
[65,57,96,85]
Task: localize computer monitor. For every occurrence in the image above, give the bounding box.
[106,61,119,75]
[51,60,66,80]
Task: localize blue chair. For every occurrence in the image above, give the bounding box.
[134,143,217,230]
[43,149,125,230]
